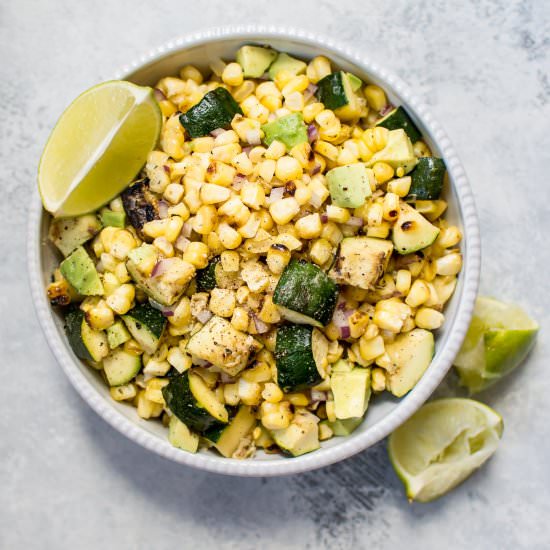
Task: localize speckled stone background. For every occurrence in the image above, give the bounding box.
[2,1,549,548]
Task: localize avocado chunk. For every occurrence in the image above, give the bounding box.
[376,106,422,143]
[323,417,364,436]
[100,209,126,228]
[326,162,373,208]
[330,366,371,419]
[262,113,308,150]
[48,214,102,257]
[236,45,278,78]
[106,320,131,349]
[329,237,393,290]
[385,329,434,397]
[271,409,320,457]
[367,129,418,174]
[60,246,103,295]
[268,52,307,80]
[392,202,440,255]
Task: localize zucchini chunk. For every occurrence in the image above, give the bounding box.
[376,106,422,143]
[65,308,109,362]
[106,320,131,349]
[121,303,166,355]
[268,52,306,80]
[48,214,102,257]
[315,71,362,120]
[121,179,159,234]
[326,162,373,208]
[262,113,308,150]
[168,416,200,453]
[271,409,320,457]
[60,246,104,296]
[236,45,278,78]
[330,364,371,419]
[102,348,141,386]
[100,209,126,228]
[328,237,393,290]
[407,157,446,200]
[205,405,257,458]
[196,256,242,292]
[366,129,418,174]
[186,316,262,376]
[385,329,434,397]
[273,259,338,328]
[179,88,242,138]
[392,202,440,255]
[275,324,325,392]
[162,370,228,433]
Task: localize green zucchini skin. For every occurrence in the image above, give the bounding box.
[195,256,220,292]
[407,157,446,200]
[179,88,243,138]
[65,309,94,361]
[275,324,322,392]
[273,259,338,326]
[315,72,348,110]
[203,405,239,443]
[162,372,226,434]
[377,106,422,143]
[124,303,166,339]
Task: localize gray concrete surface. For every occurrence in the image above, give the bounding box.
[1,1,549,548]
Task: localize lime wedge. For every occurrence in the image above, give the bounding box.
[38,81,162,217]
[388,398,503,503]
[454,296,538,393]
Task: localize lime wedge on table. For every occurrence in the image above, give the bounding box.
[389,398,503,503]
[454,297,538,393]
[38,81,161,217]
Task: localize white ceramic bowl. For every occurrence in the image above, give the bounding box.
[28,26,481,476]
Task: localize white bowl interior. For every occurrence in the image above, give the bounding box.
[33,29,478,475]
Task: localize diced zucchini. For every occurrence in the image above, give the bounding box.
[346,72,363,92]
[186,316,262,376]
[179,88,242,138]
[315,71,362,121]
[48,214,102,257]
[60,246,103,296]
[121,179,159,234]
[236,45,278,78]
[273,259,338,328]
[275,324,324,392]
[326,162,373,208]
[168,416,200,453]
[106,320,131,349]
[376,106,422,143]
[102,349,141,386]
[162,370,228,433]
[385,329,434,397]
[122,303,166,355]
[407,157,446,200]
[367,129,418,174]
[65,308,108,363]
[100,209,126,228]
[392,202,440,255]
[261,113,308,150]
[205,405,257,458]
[271,409,320,457]
[328,237,393,290]
[330,367,371,419]
[196,256,219,291]
[268,52,307,80]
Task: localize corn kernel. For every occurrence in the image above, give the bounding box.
[212,143,242,163]
[359,334,385,362]
[269,197,300,225]
[241,182,265,210]
[192,205,218,235]
[371,368,387,392]
[326,205,351,224]
[231,152,254,175]
[405,280,430,307]
[302,102,324,123]
[231,307,250,331]
[265,140,287,160]
[364,85,387,111]
[106,284,135,315]
[266,243,291,274]
[373,162,395,184]
[258,159,276,183]
[387,177,412,197]
[222,62,244,87]
[217,222,242,249]
[275,156,302,182]
[182,241,209,268]
[314,140,338,161]
[86,300,115,330]
[415,307,445,330]
[309,238,333,266]
[200,183,231,204]
[295,213,322,239]
[110,384,137,402]
[262,382,283,403]
[395,270,412,295]
[435,253,462,276]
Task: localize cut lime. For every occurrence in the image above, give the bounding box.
[454,296,538,393]
[389,398,503,503]
[38,81,162,217]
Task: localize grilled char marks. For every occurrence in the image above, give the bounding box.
[121,179,159,236]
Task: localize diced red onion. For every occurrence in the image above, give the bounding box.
[339,326,351,339]
[151,258,176,278]
[245,129,261,145]
[153,88,166,102]
[232,174,248,191]
[196,309,213,324]
[310,390,327,403]
[163,164,171,174]
[242,145,253,156]
[175,235,190,252]
[311,163,321,176]
[158,200,169,219]
[345,216,364,227]
[307,123,319,143]
[320,213,328,223]
[343,308,354,319]
[303,83,318,102]
[96,260,104,273]
[148,298,175,317]
[253,315,269,334]
[259,72,270,81]
[267,113,277,122]
[193,357,211,367]
[210,128,225,137]
[379,104,394,116]
[180,221,193,238]
[266,186,285,205]
[220,372,236,384]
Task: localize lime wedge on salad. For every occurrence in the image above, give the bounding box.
[38,80,162,217]
[389,398,503,503]
[454,296,538,393]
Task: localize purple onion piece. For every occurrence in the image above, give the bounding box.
[339,326,351,339]
[307,123,319,143]
[153,88,166,102]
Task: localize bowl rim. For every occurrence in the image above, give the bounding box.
[28,25,481,477]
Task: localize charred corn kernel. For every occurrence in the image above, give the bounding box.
[231,307,250,331]
[326,205,351,224]
[99,226,120,253]
[102,272,120,295]
[362,127,389,152]
[182,242,209,269]
[436,226,462,249]
[359,334,385,362]
[258,159,276,182]
[200,183,231,204]
[192,205,218,235]
[100,252,118,273]
[265,139,286,160]
[274,233,301,252]
[321,221,343,246]
[206,161,236,187]
[258,295,281,324]
[367,222,391,239]
[382,192,400,221]
[435,253,462,276]
[261,403,293,430]
[306,56,331,83]
[373,162,395,184]
[348,310,370,339]
[308,175,331,207]
[238,212,261,239]
[295,213,322,239]
[232,80,255,103]
[222,62,244,87]
[209,288,236,318]
[137,391,163,419]
[373,309,404,333]
[364,84,387,111]
[314,140,338,161]
[309,238,333,266]
[253,211,272,234]
[303,102,324,123]
[156,76,186,97]
[241,95,269,123]
[284,91,304,112]
[371,368,387,392]
[269,197,300,225]
[110,384,137,402]
[266,243,291,274]
[142,219,167,239]
[159,100,177,117]
[413,140,431,157]
[405,279,430,307]
[106,284,135,315]
[241,182,265,210]
[153,237,174,258]
[166,346,192,372]
[238,378,262,406]
[387,176,412,197]
[262,382,283,403]
[145,377,169,405]
[395,269,412,295]
[212,143,241,163]
[163,183,185,204]
[220,250,240,272]
[86,300,115,330]
[275,156,302,182]
[415,307,445,330]
[231,152,253,175]
[168,297,192,327]
[294,182,312,205]
[124,339,143,355]
[231,115,261,142]
[217,222,242,249]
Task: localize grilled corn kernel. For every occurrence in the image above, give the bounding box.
[413,140,431,157]
[321,221,343,246]
[166,347,192,372]
[209,288,236,318]
[314,140,339,161]
[326,205,351,224]
[200,183,231,204]
[275,156,303,182]
[395,269,412,295]
[382,192,400,221]
[303,102,324,123]
[371,368,387,392]
[182,241,209,269]
[405,279,430,307]
[217,222,242,249]
[233,80,255,103]
[163,183,185,204]
[222,62,244,87]
[387,176,412,197]
[241,182,265,210]
[415,307,445,330]
[258,159,276,183]
[306,56,331,83]
[294,182,312,206]
[295,213,322,239]
[366,222,391,239]
[262,382,284,403]
[348,310,370,339]
[206,160,237,187]
[179,65,203,83]
[364,84,387,111]
[106,284,135,315]
[238,378,262,406]
[359,334,385,362]
[168,297,192,327]
[266,243,291,274]
[435,253,462,276]
[309,238,333,266]
[153,236,174,258]
[124,339,143,356]
[86,300,115,330]
[231,307,250,331]
[136,391,164,419]
[269,197,300,225]
[258,295,281,324]
[220,250,239,272]
[232,152,254,176]
[145,377,169,405]
[373,162,395,184]
[192,205,218,235]
[285,393,309,407]
[110,384,137,402]
[284,91,305,112]
[212,143,242,163]
[309,176,331,207]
